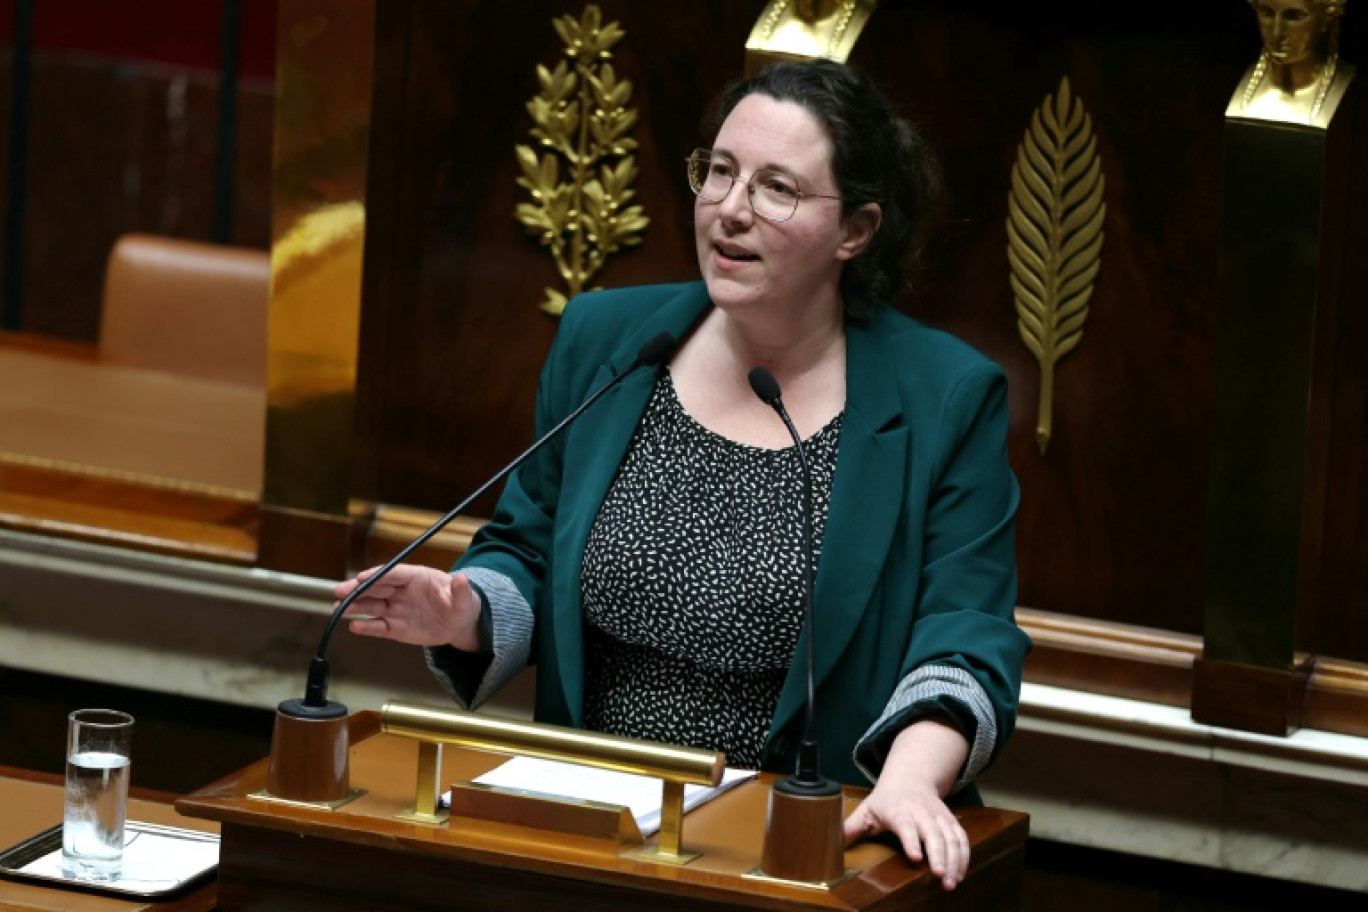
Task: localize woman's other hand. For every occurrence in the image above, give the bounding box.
[841,718,970,890]
[337,565,483,652]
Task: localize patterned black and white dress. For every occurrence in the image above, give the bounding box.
[580,369,841,768]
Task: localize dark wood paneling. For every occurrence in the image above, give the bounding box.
[257,502,350,581]
[1191,656,1313,736]
[7,3,1359,681]
[865,3,1252,635]
[0,669,274,795]
[1306,659,1368,737]
[1023,839,1368,912]
[1018,607,1199,708]
[356,1,754,519]
[0,52,11,312]
[9,56,272,341]
[1304,20,1368,662]
[354,1,1368,663]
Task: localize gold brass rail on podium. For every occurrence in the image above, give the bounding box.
[380,700,724,864]
[177,711,1029,910]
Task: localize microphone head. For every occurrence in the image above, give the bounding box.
[636,331,677,368]
[747,366,783,407]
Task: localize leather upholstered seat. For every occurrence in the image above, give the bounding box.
[99,234,269,388]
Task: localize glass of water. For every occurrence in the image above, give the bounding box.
[62,709,134,882]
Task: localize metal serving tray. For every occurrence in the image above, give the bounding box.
[0,820,219,899]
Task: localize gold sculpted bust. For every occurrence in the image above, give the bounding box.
[1230,0,1356,126]
[745,0,876,67]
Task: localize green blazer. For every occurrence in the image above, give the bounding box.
[456,281,1030,789]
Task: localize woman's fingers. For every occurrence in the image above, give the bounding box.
[336,564,420,608]
[347,616,390,638]
[918,813,968,888]
[333,565,473,648]
[842,792,968,889]
[840,802,877,848]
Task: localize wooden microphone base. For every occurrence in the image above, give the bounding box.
[758,775,846,885]
[265,698,352,804]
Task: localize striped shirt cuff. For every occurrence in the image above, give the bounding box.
[853,664,997,794]
[423,568,534,709]
[462,568,534,707]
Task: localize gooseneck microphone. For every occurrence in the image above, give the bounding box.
[266,331,676,805]
[299,330,678,709]
[750,365,844,884]
[746,366,832,791]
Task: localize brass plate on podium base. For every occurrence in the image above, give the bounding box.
[247,787,366,811]
[394,807,449,826]
[741,865,854,891]
[621,844,702,866]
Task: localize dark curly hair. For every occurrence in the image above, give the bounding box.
[710,59,946,319]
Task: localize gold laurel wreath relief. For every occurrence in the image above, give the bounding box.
[1007,76,1106,454]
[515,5,649,316]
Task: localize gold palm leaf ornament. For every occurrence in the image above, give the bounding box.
[515,5,649,316]
[1007,76,1106,454]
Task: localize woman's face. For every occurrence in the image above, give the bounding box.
[694,94,871,320]
[1252,0,1325,66]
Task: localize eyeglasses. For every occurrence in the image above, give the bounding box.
[686,150,842,223]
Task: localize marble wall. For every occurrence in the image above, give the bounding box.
[980,684,1368,894]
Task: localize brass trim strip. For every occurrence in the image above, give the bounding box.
[1016,606,1200,666]
[0,450,258,502]
[246,787,366,810]
[369,505,482,556]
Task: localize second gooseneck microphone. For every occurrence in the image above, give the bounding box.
[747,366,838,795]
[297,330,678,710]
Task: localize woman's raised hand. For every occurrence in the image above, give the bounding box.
[337,565,483,652]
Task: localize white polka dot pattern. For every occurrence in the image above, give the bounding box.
[580,370,841,768]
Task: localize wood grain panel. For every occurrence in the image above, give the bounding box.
[348,0,1368,704]
[351,1,1258,634]
[1020,607,1368,738]
[5,2,1366,721]
[355,0,756,519]
[1301,10,1368,662]
[858,4,1251,636]
[0,460,257,563]
[1018,607,1199,708]
[16,60,272,342]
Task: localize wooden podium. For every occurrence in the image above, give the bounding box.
[177,713,1027,911]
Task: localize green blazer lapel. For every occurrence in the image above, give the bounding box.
[771,310,910,737]
[550,284,713,723]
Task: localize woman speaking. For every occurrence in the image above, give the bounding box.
[337,59,1029,892]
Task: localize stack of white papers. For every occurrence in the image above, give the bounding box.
[445,757,757,836]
